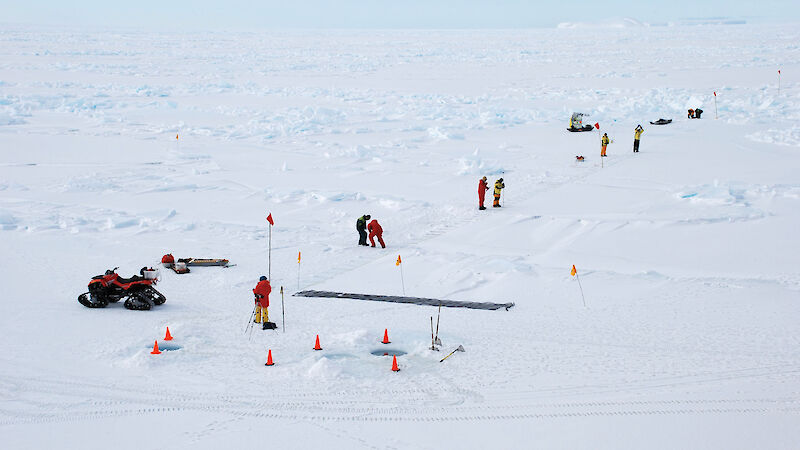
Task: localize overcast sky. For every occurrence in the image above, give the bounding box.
[2,0,797,29]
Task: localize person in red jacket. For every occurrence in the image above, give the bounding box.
[478,176,488,210]
[367,218,386,248]
[253,276,274,329]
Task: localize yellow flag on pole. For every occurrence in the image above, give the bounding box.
[570,265,577,276]
[297,251,301,264]
[396,255,402,266]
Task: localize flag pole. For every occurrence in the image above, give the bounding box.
[280,286,285,333]
[576,274,586,307]
[778,69,781,95]
[400,264,405,295]
[595,122,603,168]
[714,92,718,119]
[268,222,272,281]
[397,255,405,295]
[571,265,586,307]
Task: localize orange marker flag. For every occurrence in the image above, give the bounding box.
[297,251,301,264]
[396,255,402,266]
[176,134,179,140]
[570,265,577,276]
[266,213,274,226]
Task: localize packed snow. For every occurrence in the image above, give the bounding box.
[1,23,799,449]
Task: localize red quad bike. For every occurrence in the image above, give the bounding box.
[78,267,166,310]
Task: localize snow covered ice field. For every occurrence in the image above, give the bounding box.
[1,22,800,449]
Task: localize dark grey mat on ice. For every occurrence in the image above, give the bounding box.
[293,290,514,311]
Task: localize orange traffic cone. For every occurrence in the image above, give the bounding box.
[391,355,399,372]
[313,335,322,351]
[150,340,161,355]
[265,349,274,366]
[382,329,390,344]
[164,327,173,341]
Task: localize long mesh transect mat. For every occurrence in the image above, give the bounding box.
[293,290,514,311]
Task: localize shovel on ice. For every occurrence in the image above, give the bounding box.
[439,345,465,363]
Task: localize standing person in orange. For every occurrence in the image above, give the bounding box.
[367,218,386,248]
[478,176,489,210]
[601,133,610,157]
[253,276,275,330]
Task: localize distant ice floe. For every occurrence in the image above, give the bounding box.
[270,189,365,205]
[557,17,746,28]
[677,181,799,207]
[0,105,25,125]
[557,18,648,29]
[747,127,800,147]
[456,149,504,176]
[0,209,18,230]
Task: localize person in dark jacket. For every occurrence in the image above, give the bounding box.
[601,133,610,157]
[633,125,644,153]
[356,214,371,246]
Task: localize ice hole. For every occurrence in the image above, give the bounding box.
[370,348,407,356]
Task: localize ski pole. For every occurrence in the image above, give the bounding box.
[244,303,257,334]
[281,286,285,333]
[434,303,442,346]
[430,317,437,351]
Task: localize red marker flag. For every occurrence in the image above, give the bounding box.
[396,255,402,266]
[297,251,301,264]
[778,69,781,74]
[714,91,717,97]
[266,213,274,226]
[594,122,600,129]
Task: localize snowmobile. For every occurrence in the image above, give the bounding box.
[567,112,594,132]
[78,267,166,310]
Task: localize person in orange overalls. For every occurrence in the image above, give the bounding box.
[368,218,386,248]
[253,276,273,329]
[478,176,489,210]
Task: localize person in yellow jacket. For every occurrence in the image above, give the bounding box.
[601,133,610,157]
[633,125,644,153]
[493,178,505,207]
